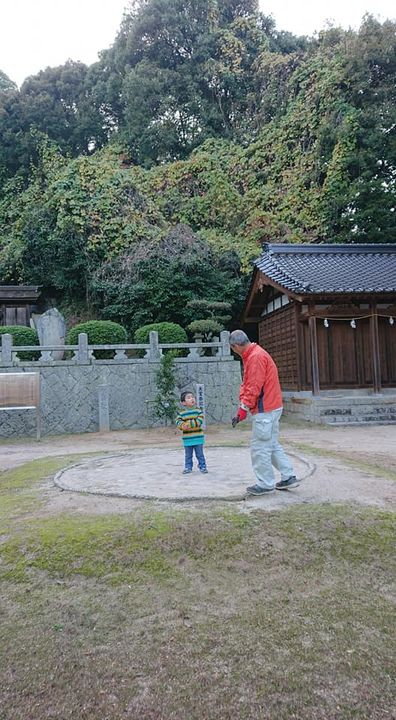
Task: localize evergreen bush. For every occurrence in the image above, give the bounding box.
[134,322,187,345]
[66,320,127,359]
[0,326,39,360]
[186,318,223,341]
[186,299,231,345]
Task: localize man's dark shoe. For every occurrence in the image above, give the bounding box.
[276,476,299,491]
[246,484,274,495]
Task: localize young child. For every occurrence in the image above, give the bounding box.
[176,391,208,474]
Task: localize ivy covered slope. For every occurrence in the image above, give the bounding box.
[0,9,395,332]
[142,18,396,249]
[0,147,245,334]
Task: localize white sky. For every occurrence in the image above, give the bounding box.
[0,0,395,87]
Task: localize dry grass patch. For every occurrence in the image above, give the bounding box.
[0,457,77,530]
[0,458,395,720]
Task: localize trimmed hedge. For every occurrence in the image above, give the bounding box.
[0,325,40,360]
[134,322,187,345]
[66,320,127,359]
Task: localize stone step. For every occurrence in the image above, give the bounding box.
[283,393,396,426]
[320,407,396,421]
[323,416,396,425]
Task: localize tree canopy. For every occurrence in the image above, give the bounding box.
[0,4,395,332]
[0,70,17,92]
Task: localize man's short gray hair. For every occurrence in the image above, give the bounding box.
[229,329,250,346]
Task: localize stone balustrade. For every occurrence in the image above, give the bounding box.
[0,330,231,366]
[0,331,240,437]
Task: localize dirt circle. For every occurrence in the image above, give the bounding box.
[54,446,314,501]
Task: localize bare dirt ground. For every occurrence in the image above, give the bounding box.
[0,420,395,514]
[1,420,394,472]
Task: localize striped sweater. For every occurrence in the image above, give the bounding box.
[175,406,205,446]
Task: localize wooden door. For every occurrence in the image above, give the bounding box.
[4,306,28,326]
[379,318,396,385]
[302,318,373,389]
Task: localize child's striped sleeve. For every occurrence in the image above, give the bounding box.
[193,411,204,427]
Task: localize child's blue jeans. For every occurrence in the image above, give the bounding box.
[184,444,207,471]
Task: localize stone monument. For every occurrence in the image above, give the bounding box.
[35,308,66,360]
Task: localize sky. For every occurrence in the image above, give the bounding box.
[0,0,395,87]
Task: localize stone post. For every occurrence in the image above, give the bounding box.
[98,384,110,432]
[148,331,161,361]
[77,333,90,364]
[220,330,231,357]
[0,333,13,365]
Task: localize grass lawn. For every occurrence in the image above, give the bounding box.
[0,456,395,720]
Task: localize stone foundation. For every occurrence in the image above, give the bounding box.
[283,389,396,425]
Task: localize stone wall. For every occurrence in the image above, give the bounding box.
[0,332,241,438]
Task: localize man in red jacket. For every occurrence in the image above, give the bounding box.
[230,329,299,496]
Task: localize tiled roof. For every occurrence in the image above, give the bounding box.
[254,244,396,294]
[0,285,40,299]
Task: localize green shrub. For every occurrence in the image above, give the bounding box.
[134,322,187,345]
[134,322,188,358]
[154,351,178,425]
[66,320,127,359]
[0,325,39,360]
[186,319,223,340]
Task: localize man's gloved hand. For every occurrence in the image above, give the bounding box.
[231,407,247,428]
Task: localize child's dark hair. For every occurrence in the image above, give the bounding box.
[180,390,194,402]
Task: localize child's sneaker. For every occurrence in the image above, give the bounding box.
[183,469,192,474]
[199,468,208,474]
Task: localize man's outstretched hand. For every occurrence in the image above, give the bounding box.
[231,408,247,428]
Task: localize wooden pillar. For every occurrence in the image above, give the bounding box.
[309,315,320,396]
[294,303,303,391]
[370,308,381,394]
